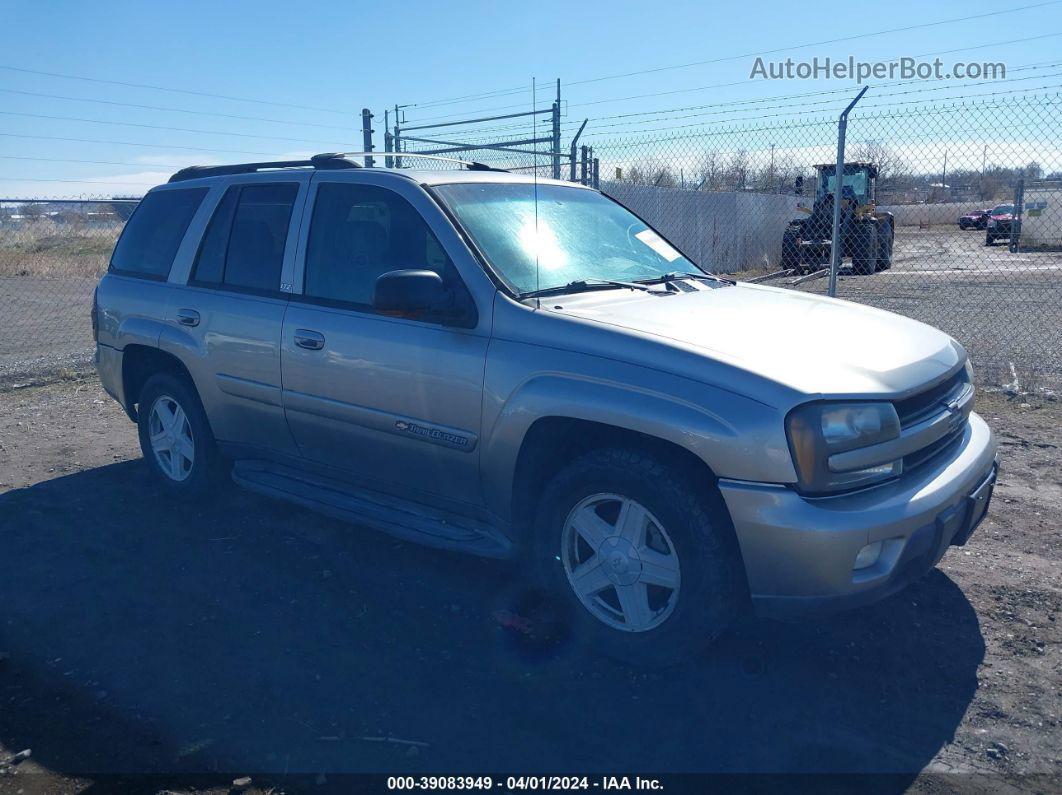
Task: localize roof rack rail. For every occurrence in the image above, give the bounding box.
[168,150,507,183]
[168,155,360,183]
[332,151,506,172]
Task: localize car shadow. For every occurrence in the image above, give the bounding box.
[0,461,984,790]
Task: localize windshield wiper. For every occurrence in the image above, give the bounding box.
[637,271,735,286]
[519,279,667,299]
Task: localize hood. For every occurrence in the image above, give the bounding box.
[553,282,964,397]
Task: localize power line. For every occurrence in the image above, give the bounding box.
[0,64,350,115]
[419,61,1062,141]
[0,132,283,156]
[0,110,352,146]
[566,1,1062,87]
[586,88,1062,146]
[0,87,355,131]
[398,1,1061,111]
[402,32,1060,127]
[0,155,189,168]
[0,177,161,186]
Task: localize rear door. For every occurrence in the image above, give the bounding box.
[162,175,308,456]
[280,173,491,507]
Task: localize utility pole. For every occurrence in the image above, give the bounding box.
[941,149,948,200]
[769,143,775,193]
[360,109,375,167]
[551,79,562,180]
[384,109,393,168]
[980,143,988,201]
[394,104,403,168]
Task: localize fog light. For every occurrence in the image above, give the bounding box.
[853,540,884,570]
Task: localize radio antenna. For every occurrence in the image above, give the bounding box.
[532,77,540,308]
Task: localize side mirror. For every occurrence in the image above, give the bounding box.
[373,269,451,314]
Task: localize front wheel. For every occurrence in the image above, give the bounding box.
[137,372,227,498]
[532,447,744,667]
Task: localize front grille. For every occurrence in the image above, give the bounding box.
[903,426,964,471]
[895,367,971,473]
[894,368,968,427]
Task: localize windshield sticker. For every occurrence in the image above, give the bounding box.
[635,229,682,262]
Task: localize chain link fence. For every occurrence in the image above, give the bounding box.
[0,198,132,380]
[578,94,1062,394]
[4,92,1061,395]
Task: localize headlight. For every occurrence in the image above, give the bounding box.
[786,401,902,494]
[964,358,975,387]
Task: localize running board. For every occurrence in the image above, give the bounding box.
[231,461,514,559]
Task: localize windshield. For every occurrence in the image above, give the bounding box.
[992,204,1015,214]
[820,171,869,201]
[432,183,702,294]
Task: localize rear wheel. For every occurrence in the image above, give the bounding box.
[532,447,744,667]
[137,372,227,498]
[875,219,894,271]
[851,223,879,275]
[781,228,800,273]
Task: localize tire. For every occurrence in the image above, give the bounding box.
[851,223,878,275]
[875,220,894,271]
[781,229,800,272]
[985,234,996,246]
[531,447,744,667]
[136,371,227,498]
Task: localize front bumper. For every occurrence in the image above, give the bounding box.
[718,412,997,617]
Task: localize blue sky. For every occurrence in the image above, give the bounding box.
[2,0,1061,196]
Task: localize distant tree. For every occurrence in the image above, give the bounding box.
[723,150,750,190]
[850,140,907,184]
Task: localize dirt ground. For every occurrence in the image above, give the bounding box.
[0,375,1059,794]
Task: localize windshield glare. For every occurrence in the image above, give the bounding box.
[432,183,701,294]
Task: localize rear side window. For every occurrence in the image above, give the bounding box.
[109,188,206,279]
[191,183,298,293]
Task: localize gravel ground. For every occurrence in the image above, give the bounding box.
[0,276,95,383]
[0,375,1059,793]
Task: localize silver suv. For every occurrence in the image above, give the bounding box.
[94,153,998,665]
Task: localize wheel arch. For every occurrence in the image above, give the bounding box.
[121,345,196,423]
[510,416,726,538]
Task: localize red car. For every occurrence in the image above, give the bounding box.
[958,208,992,229]
[985,204,1016,245]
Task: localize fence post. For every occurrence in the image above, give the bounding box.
[592,157,599,189]
[580,145,588,185]
[361,109,375,167]
[828,86,868,298]
[569,118,588,182]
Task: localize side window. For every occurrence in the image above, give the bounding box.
[191,183,298,293]
[303,183,455,308]
[109,188,206,279]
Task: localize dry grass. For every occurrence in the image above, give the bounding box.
[0,220,121,279]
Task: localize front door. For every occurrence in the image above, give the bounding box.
[280,176,490,507]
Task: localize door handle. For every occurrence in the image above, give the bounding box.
[176,309,200,327]
[294,329,325,350]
